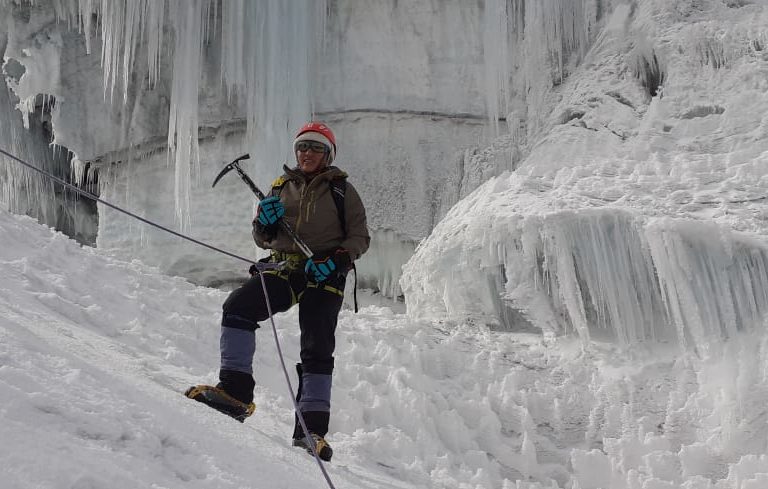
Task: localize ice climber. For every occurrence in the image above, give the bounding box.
[186,122,370,462]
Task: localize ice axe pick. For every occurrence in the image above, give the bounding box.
[212,154,313,258]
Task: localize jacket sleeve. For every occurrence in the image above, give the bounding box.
[252,218,277,249]
[340,182,370,260]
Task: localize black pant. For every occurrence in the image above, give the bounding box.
[220,271,344,436]
[220,271,345,375]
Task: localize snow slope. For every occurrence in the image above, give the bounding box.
[0,210,407,489]
[3,212,768,489]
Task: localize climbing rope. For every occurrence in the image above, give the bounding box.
[257,270,338,488]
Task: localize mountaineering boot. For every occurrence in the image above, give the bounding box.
[292,411,333,461]
[291,366,333,460]
[184,385,255,422]
[217,369,256,404]
[185,369,256,423]
[292,433,333,462]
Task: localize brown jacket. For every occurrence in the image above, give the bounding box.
[253,165,370,260]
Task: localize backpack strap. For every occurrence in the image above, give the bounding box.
[328,177,359,313]
[270,175,288,197]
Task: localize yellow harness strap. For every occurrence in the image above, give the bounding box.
[263,251,344,302]
[305,282,344,297]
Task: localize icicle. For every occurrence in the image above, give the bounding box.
[6,0,325,249]
[78,0,95,54]
[120,0,142,105]
[241,0,325,172]
[70,156,87,187]
[532,211,671,345]
[97,0,164,103]
[507,0,597,135]
[646,221,768,352]
[51,0,79,26]
[167,0,205,232]
[520,430,538,479]
[100,0,123,103]
[357,229,418,298]
[220,0,246,99]
[483,0,509,136]
[144,0,165,89]
[202,0,217,45]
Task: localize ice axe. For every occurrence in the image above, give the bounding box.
[212,154,314,258]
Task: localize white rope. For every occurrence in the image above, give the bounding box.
[257,270,338,489]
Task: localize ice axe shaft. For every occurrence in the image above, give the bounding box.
[212,155,313,258]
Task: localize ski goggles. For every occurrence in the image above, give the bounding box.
[295,141,328,153]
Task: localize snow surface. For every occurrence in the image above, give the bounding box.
[2,209,768,489]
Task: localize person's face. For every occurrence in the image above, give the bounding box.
[296,141,329,175]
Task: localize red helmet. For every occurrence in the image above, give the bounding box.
[294,122,337,162]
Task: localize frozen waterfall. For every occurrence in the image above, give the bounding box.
[5,0,767,362]
[1,0,611,294]
[2,0,323,233]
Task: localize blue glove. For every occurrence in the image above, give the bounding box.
[305,255,337,283]
[257,196,285,226]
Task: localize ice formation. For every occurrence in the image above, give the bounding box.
[167,1,203,231]
[404,203,768,349]
[1,0,322,245]
[0,30,96,243]
[1,0,614,293]
[402,0,768,355]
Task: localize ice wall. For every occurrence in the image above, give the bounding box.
[96,130,257,287]
[1,0,609,293]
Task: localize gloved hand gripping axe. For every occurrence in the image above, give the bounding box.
[212,154,314,259]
